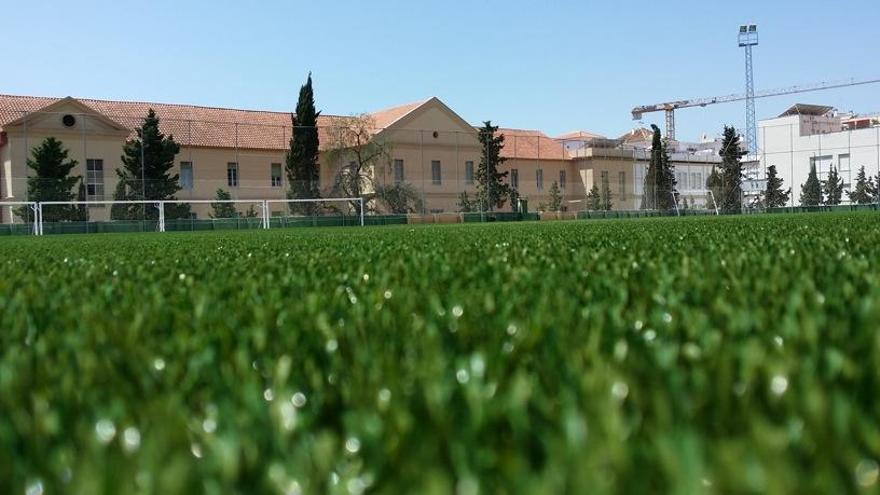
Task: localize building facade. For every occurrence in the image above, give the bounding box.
[757,104,880,206]
[1,93,721,224]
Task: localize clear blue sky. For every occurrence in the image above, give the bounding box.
[5,0,879,141]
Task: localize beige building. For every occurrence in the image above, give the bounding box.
[0,93,718,224]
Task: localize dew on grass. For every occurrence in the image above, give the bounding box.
[95,419,116,444]
[345,437,361,454]
[856,459,879,487]
[123,426,141,453]
[771,374,789,396]
[291,392,307,408]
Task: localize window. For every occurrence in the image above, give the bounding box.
[465,161,474,185]
[511,169,519,189]
[227,162,239,187]
[86,159,104,200]
[271,163,282,187]
[393,159,404,184]
[618,171,626,200]
[431,160,441,185]
[559,170,566,190]
[536,169,544,191]
[179,161,193,190]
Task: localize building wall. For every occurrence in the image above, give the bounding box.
[759,116,880,206]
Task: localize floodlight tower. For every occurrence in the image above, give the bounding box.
[738,24,759,154]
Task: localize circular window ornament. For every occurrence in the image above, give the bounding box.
[432,131,439,139]
[62,114,76,127]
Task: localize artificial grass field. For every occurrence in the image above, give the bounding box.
[2,213,880,494]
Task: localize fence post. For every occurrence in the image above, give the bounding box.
[37,203,44,235]
[360,198,365,227]
[262,200,269,229]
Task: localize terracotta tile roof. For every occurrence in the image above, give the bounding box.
[367,100,428,130]
[497,128,570,161]
[0,94,345,151]
[555,130,607,141]
[618,127,654,144]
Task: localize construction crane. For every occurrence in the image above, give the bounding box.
[631,77,880,144]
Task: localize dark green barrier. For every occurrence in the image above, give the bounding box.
[0,224,35,236]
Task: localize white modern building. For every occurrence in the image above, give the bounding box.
[757,104,880,206]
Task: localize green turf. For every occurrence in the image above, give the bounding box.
[2,213,880,493]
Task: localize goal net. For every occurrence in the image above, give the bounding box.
[31,197,365,235]
[0,202,39,236]
[266,197,365,228]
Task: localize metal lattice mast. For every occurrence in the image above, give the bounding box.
[738,24,759,154]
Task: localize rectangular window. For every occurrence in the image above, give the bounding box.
[536,169,544,191]
[431,160,441,185]
[393,159,404,184]
[511,169,519,189]
[227,162,239,187]
[271,163,282,187]
[179,161,193,190]
[465,161,474,185]
[86,159,104,200]
[618,171,626,199]
[559,170,566,190]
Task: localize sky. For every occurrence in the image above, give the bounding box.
[4,0,879,141]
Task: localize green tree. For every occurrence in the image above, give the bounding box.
[871,172,880,202]
[641,125,676,211]
[377,182,424,214]
[210,189,238,218]
[763,164,790,208]
[16,137,81,222]
[112,109,190,220]
[705,167,722,211]
[586,184,601,210]
[718,126,745,214]
[847,166,873,205]
[799,164,822,206]
[286,73,322,215]
[600,173,613,211]
[547,181,563,211]
[822,165,843,206]
[476,121,512,211]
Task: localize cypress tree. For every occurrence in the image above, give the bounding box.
[822,165,843,206]
[286,72,322,214]
[799,164,822,206]
[642,125,661,209]
[718,126,745,214]
[548,181,563,211]
[600,173,613,211]
[641,125,676,211]
[847,166,872,205]
[763,164,790,208]
[476,121,511,211]
[586,184,601,210]
[16,137,81,222]
[113,109,189,220]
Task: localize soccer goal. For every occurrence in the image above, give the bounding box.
[160,199,269,232]
[38,200,167,235]
[0,201,39,235]
[265,197,365,228]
